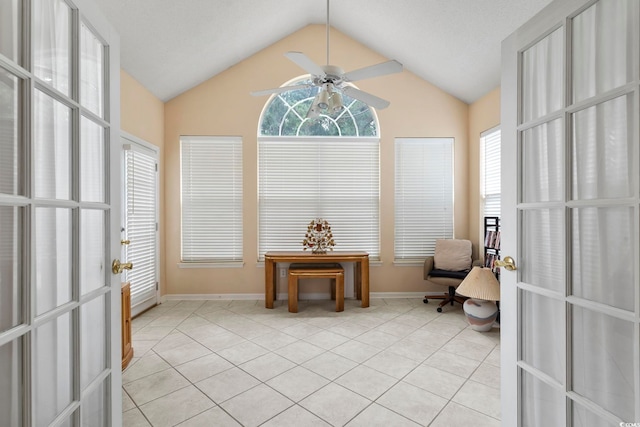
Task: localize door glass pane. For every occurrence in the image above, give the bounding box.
[82,381,107,427]
[0,339,22,427]
[34,89,71,200]
[80,23,104,117]
[35,208,72,316]
[33,0,71,95]
[521,28,564,123]
[0,206,22,332]
[521,208,564,292]
[571,402,613,427]
[572,95,632,200]
[81,209,105,295]
[572,0,636,102]
[80,117,105,202]
[80,295,105,389]
[572,306,634,421]
[34,312,73,427]
[572,207,634,311]
[521,119,563,203]
[0,0,21,62]
[0,67,22,196]
[521,370,565,427]
[521,291,563,382]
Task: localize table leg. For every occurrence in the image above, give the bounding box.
[288,273,298,313]
[336,273,344,312]
[265,259,276,309]
[361,257,369,308]
[354,262,361,300]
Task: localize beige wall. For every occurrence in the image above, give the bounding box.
[468,87,501,258]
[120,70,167,294]
[121,71,165,145]
[163,25,471,296]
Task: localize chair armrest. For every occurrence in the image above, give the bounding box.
[472,259,483,267]
[424,256,435,280]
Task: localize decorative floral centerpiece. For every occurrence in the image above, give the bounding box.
[302,218,335,254]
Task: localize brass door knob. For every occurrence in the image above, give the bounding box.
[494,256,517,271]
[112,259,133,274]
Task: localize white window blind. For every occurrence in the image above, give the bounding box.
[481,126,501,218]
[394,137,454,260]
[124,146,157,308]
[181,136,243,262]
[258,137,379,259]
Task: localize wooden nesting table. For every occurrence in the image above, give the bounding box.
[288,263,344,313]
[264,251,370,309]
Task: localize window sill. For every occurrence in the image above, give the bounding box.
[393,260,425,267]
[178,261,244,269]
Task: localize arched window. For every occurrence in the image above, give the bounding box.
[258,78,380,260]
[259,78,378,137]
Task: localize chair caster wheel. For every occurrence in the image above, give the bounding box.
[437,307,443,313]
[423,299,429,304]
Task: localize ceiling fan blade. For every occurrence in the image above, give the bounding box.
[250,84,311,97]
[284,51,325,76]
[342,86,390,109]
[343,60,403,82]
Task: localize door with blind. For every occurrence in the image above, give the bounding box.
[501,0,640,424]
[123,137,159,317]
[0,0,122,424]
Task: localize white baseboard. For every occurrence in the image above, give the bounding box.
[162,293,264,302]
[161,291,439,303]
[422,291,452,297]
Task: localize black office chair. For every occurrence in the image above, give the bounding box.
[423,239,481,312]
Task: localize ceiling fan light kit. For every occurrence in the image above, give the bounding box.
[251,0,403,118]
[330,91,343,112]
[306,83,344,118]
[317,85,330,109]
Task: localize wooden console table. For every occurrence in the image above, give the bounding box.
[264,251,369,309]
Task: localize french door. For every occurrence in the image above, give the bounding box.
[501,0,640,425]
[122,136,159,317]
[0,0,122,425]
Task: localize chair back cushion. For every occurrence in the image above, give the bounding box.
[434,239,472,271]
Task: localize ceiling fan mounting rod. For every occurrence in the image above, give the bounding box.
[326,0,330,66]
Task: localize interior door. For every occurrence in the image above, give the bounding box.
[0,0,122,425]
[122,136,159,317]
[501,0,639,425]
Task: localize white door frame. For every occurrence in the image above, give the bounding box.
[501,2,582,421]
[81,0,124,422]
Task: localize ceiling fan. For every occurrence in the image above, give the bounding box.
[250,0,403,117]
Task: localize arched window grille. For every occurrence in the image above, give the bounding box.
[259,78,378,137]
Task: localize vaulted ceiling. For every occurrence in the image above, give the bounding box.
[93,0,553,104]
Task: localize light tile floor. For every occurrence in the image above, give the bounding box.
[123,298,501,427]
